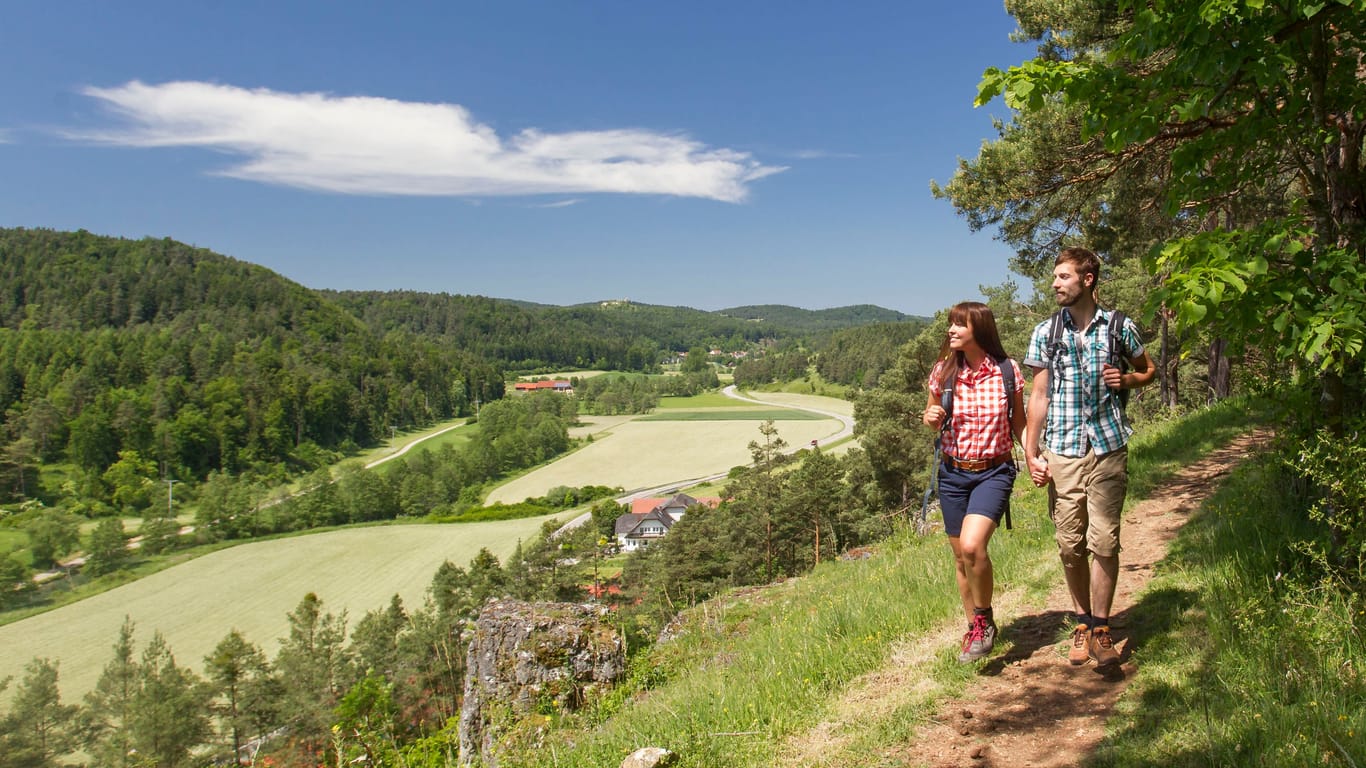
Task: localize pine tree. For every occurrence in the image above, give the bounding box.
[129,632,210,768]
[81,618,138,768]
[0,658,78,768]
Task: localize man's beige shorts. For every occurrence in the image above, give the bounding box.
[1045,446,1128,558]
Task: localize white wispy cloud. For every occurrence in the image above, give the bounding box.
[532,199,584,209]
[70,81,785,202]
[790,148,859,160]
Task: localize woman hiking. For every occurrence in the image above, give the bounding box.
[922,301,1026,662]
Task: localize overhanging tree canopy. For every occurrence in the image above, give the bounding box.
[975,0,1366,421]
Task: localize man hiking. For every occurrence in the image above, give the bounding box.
[1023,247,1155,667]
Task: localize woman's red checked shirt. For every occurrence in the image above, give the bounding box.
[927,356,1023,460]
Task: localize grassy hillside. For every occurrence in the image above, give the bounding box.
[488,399,1365,767]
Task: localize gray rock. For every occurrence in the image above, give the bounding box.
[620,746,676,768]
[458,599,626,767]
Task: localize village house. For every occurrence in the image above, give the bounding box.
[512,379,573,394]
[613,493,721,551]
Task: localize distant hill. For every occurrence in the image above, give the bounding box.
[0,227,921,492]
[0,227,501,485]
[716,303,925,333]
[324,292,779,373]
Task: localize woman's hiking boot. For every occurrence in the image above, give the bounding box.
[1088,626,1120,667]
[958,613,997,663]
[1068,624,1091,665]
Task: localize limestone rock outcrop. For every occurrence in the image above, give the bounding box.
[458,599,626,767]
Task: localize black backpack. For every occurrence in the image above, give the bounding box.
[1045,309,1131,408]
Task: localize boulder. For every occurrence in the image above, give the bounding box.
[458,599,626,766]
[620,746,676,768]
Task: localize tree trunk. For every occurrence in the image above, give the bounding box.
[1208,338,1231,403]
[1158,311,1176,407]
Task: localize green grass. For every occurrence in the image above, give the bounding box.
[495,397,1288,768]
[0,528,27,552]
[637,409,826,422]
[656,392,766,409]
[1096,445,1365,765]
[355,418,473,467]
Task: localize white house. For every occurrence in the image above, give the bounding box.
[614,493,721,551]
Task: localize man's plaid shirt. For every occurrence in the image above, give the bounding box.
[928,356,1023,460]
[1024,307,1146,458]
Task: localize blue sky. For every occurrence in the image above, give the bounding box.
[1,2,1033,316]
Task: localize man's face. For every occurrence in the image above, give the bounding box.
[1052,263,1091,307]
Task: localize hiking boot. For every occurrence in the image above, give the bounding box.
[1089,626,1120,667]
[958,614,997,663]
[1068,624,1091,666]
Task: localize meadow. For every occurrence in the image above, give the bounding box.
[484,414,841,504]
[0,515,561,704]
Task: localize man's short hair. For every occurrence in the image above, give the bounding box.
[1057,246,1101,289]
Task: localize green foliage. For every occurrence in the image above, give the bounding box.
[202,629,274,763]
[814,319,929,388]
[274,593,353,763]
[21,511,80,569]
[732,345,809,388]
[1289,420,1366,579]
[852,319,944,511]
[1152,221,1366,375]
[0,228,500,498]
[974,0,1366,423]
[83,518,130,578]
[0,657,78,768]
[325,293,877,375]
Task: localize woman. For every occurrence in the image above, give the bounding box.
[922,302,1025,663]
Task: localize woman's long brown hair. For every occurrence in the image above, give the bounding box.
[933,301,1010,393]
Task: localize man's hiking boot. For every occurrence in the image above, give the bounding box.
[1068,624,1091,666]
[958,613,997,663]
[1089,626,1120,667]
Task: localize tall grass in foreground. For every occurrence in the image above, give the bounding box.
[495,399,1268,768]
[1099,449,1365,766]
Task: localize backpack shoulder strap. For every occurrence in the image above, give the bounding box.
[1047,310,1066,347]
[1108,310,1129,366]
[993,354,1015,422]
[1045,311,1067,397]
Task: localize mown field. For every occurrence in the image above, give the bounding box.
[484,415,841,504]
[0,516,560,704]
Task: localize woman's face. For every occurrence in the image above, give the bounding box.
[948,317,976,351]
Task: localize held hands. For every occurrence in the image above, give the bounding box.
[1026,454,1051,487]
[922,404,946,430]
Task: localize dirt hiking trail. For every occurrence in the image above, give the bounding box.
[778,429,1272,768]
[892,429,1274,767]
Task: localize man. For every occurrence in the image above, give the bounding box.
[1023,247,1155,667]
